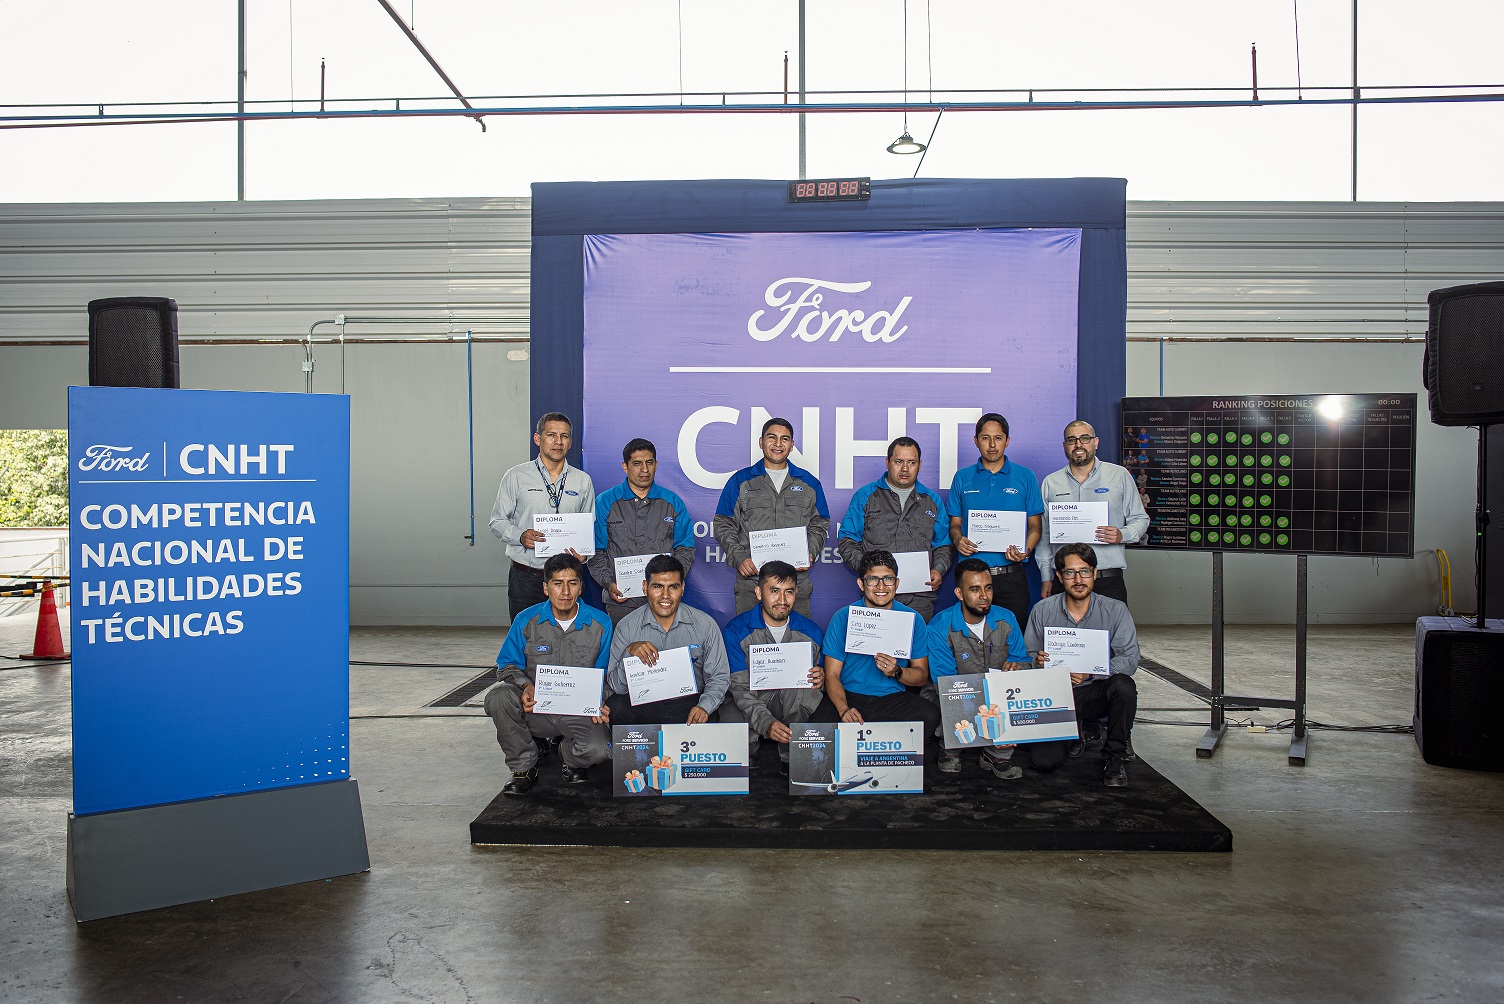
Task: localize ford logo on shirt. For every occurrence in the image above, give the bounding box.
[565,490,580,496]
[790,485,804,492]
[1003,487,1020,494]
[960,652,971,661]
[925,510,935,517]
[1095,487,1111,493]
[534,645,551,653]
[664,516,675,522]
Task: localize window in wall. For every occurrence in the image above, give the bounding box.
[0,430,68,527]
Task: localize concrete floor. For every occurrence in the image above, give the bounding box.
[2,613,1502,1003]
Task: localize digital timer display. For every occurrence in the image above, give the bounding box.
[787,178,871,203]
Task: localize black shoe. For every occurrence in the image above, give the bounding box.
[1122,737,1136,762]
[1102,754,1128,788]
[1083,722,1104,746]
[778,760,790,777]
[502,767,539,795]
[1065,738,1086,759]
[535,736,561,762]
[560,763,589,785]
[747,752,762,770]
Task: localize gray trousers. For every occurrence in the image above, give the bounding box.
[896,590,936,622]
[733,572,813,619]
[483,682,610,774]
[718,688,823,762]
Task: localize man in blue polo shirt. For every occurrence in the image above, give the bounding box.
[714,416,830,617]
[947,412,1044,631]
[927,557,1031,778]
[822,550,940,741]
[588,437,696,624]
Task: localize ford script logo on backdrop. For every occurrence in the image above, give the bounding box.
[747,278,913,343]
[77,444,151,473]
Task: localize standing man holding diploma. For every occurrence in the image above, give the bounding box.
[947,413,1044,631]
[1036,420,1149,605]
[605,555,730,727]
[720,560,826,775]
[588,437,696,624]
[821,550,940,740]
[714,417,830,617]
[1024,543,1140,787]
[838,436,952,622]
[483,554,613,795]
[490,412,597,620]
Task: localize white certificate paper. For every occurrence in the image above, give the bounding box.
[1048,501,1110,544]
[614,553,666,599]
[967,509,1026,552]
[622,645,699,706]
[1043,626,1111,676]
[844,606,916,659]
[530,664,605,716]
[749,526,809,569]
[893,550,933,594]
[748,642,814,691]
[533,512,596,557]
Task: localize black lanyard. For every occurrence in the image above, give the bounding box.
[536,460,567,512]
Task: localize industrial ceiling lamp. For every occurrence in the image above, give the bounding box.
[886,0,926,155]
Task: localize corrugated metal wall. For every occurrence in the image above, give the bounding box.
[2,197,1499,623]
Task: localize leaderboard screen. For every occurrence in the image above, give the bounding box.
[1121,394,1417,557]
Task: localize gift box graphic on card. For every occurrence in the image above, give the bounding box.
[953,719,978,744]
[974,704,1006,741]
[623,770,646,794]
[646,755,678,790]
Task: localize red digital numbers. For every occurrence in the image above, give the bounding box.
[794,182,817,198]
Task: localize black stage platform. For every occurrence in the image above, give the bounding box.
[470,746,1232,852]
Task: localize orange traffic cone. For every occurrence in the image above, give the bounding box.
[19,581,69,661]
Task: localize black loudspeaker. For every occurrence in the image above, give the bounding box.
[1424,281,1504,426]
[87,297,180,388]
[1414,617,1504,771]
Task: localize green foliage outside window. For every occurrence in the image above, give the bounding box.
[0,430,69,527]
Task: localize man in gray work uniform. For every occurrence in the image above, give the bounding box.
[1037,419,1149,606]
[837,436,952,622]
[713,416,831,618]
[604,555,730,726]
[588,437,697,625]
[483,554,612,795]
[1024,542,1140,787]
[489,411,597,620]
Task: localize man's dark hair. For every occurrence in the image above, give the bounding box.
[761,416,795,438]
[975,413,1009,438]
[644,554,685,582]
[543,553,585,581]
[535,412,573,435]
[758,560,798,588]
[856,549,898,581]
[887,436,921,460]
[1053,542,1099,573]
[954,557,992,585]
[1063,420,1095,440]
[622,437,657,464]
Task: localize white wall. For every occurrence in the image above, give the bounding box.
[3,197,1499,624]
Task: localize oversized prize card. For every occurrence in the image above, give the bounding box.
[939,670,1080,747]
[611,723,749,797]
[788,721,924,795]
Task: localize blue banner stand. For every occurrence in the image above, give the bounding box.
[65,387,368,921]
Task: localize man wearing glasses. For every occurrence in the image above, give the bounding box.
[1024,543,1140,787]
[1036,420,1149,606]
[820,550,940,740]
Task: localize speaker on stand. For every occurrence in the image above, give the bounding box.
[87,297,180,389]
[1416,282,1504,771]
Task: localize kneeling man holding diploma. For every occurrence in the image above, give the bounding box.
[484,554,613,796]
[720,560,826,775]
[605,554,730,726]
[821,550,940,741]
[1023,543,1140,787]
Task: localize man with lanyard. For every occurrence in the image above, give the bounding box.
[947,412,1044,630]
[483,554,612,796]
[1024,542,1140,787]
[720,560,825,776]
[489,412,596,620]
[604,554,730,727]
[821,550,940,742]
[714,416,830,618]
[588,437,696,624]
[837,436,952,622]
[1036,420,1150,606]
[926,557,1031,778]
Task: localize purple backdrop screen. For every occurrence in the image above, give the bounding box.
[582,228,1081,626]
